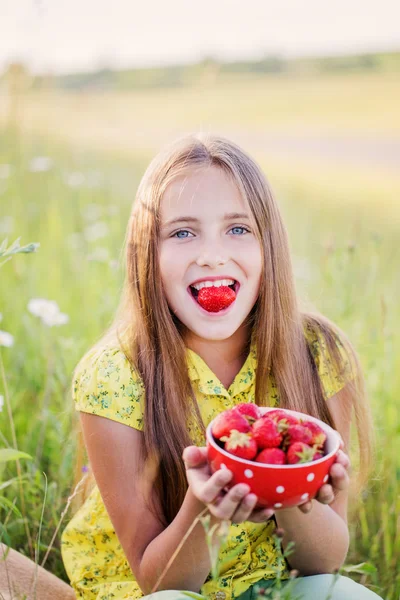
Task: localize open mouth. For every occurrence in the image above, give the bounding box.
[189,280,239,301]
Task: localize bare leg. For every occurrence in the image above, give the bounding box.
[0,544,76,600]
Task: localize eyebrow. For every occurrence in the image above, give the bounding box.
[163,212,251,228]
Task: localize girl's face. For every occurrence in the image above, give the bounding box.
[159,166,262,342]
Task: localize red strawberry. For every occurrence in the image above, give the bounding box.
[252,417,282,449]
[221,430,258,460]
[255,447,286,465]
[266,409,300,429]
[285,423,313,447]
[212,409,251,440]
[313,450,325,461]
[233,402,261,423]
[287,442,319,464]
[302,421,327,449]
[197,286,236,312]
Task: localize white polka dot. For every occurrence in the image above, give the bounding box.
[274,503,283,508]
[301,493,309,500]
[244,469,254,478]
[276,486,285,494]
[220,463,227,470]
[307,472,315,482]
[323,474,329,483]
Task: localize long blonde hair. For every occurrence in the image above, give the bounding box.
[71,133,373,524]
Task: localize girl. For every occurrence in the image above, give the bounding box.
[0,133,382,600]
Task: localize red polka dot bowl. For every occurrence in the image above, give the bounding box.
[206,407,341,510]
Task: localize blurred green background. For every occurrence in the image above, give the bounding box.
[0,51,399,599]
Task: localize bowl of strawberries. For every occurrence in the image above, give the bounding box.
[206,404,341,510]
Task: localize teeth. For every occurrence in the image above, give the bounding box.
[191,278,235,291]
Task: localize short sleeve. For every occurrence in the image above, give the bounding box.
[72,346,145,430]
[305,324,357,400]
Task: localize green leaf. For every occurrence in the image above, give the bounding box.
[18,242,40,254]
[0,522,12,547]
[0,474,31,491]
[6,237,21,254]
[0,238,8,253]
[342,562,377,575]
[0,449,32,463]
[0,496,22,518]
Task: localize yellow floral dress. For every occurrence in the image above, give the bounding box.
[61,325,354,600]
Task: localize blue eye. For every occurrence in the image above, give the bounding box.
[173,230,193,239]
[230,226,249,235]
[171,226,249,238]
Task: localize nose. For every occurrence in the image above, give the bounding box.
[196,253,228,268]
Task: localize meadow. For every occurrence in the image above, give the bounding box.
[0,70,399,599]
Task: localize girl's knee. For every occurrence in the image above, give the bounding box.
[331,575,383,599]
[141,592,202,600]
[291,574,383,600]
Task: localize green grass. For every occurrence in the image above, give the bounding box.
[0,127,399,598]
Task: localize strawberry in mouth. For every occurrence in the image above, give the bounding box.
[189,279,239,313]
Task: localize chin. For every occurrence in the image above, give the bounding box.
[187,322,242,341]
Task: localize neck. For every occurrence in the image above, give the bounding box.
[183,324,252,373]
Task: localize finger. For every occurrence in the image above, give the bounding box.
[246,506,275,523]
[297,501,313,514]
[316,483,335,504]
[208,483,252,520]
[229,493,261,524]
[191,468,233,505]
[335,450,351,471]
[329,463,350,491]
[182,446,208,467]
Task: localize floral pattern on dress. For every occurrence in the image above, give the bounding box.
[61,325,353,600]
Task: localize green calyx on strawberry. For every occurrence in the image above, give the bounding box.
[212,408,251,440]
[196,285,236,312]
[220,430,258,460]
[283,423,313,449]
[287,442,321,464]
[266,409,300,432]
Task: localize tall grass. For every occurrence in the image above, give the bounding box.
[0,128,398,598]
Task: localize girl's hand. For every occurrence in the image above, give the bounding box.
[183,446,275,524]
[297,438,351,513]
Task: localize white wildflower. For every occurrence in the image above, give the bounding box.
[84,221,109,241]
[0,395,4,412]
[82,203,103,222]
[0,165,12,179]
[29,157,53,172]
[44,312,69,327]
[27,298,69,327]
[0,216,14,234]
[0,330,14,347]
[65,172,86,188]
[87,247,110,262]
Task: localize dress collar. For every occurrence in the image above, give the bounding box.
[185,332,257,397]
